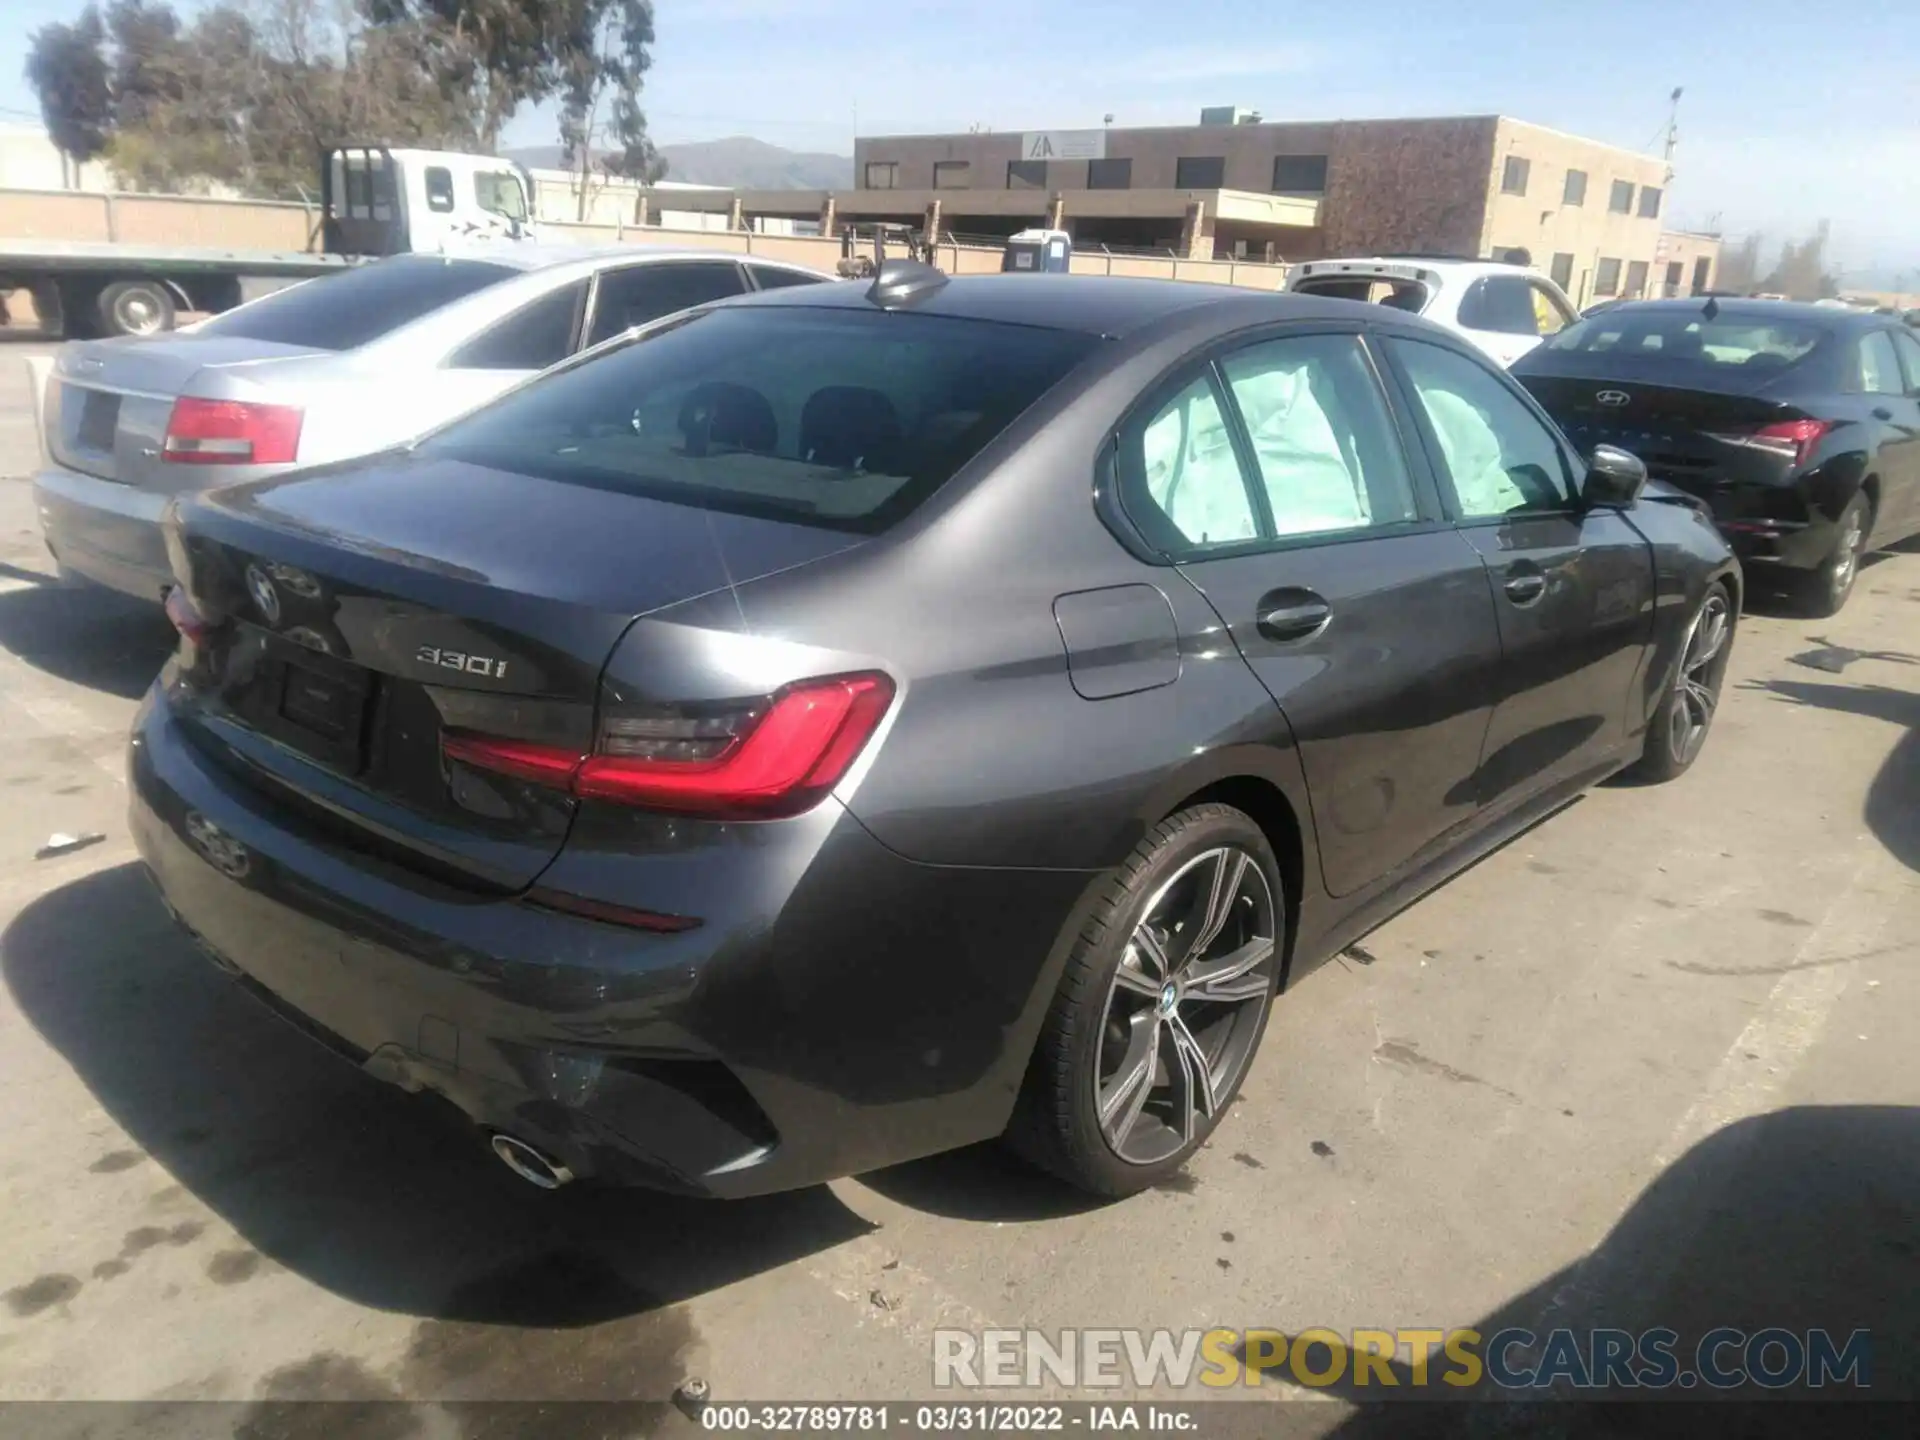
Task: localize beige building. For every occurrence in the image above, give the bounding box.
[766,113,1709,304]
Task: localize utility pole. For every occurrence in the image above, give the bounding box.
[1663,87,1683,180]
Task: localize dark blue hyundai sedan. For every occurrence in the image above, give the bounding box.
[132,265,1740,1198]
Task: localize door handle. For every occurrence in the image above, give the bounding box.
[1256,589,1332,642]
[1503,569,1548,606]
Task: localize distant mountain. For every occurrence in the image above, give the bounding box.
[504,136,852,191]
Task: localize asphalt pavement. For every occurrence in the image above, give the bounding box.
[0,336,1913,1434]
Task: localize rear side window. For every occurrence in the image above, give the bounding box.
[585,262,747,347]
[1853,331,1904,394]
[1545,310,1826,373]
[1458,277,1543,336]
[1292,278,1430,312]
[424,166,455,213]
[195,257,515,351]
[420,307,1098,533]
[447,280,586,371]
[748,264,824,291]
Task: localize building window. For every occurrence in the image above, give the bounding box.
[1594,257,1623,296]
[1608,179,1634,213]
[1625,260,1650,297]
[1563,169,1587,206]
[1175,155,1225,189]
[1501,155,1530,196]
[932,161,970,190]
[1271,154,1328,193]
[1550,252,1575,290]
[1087,157,1132,190]
[1664,261,1684,296]
[864,162,898,190]
[1006,159,1047,190]
[1638,185,1663,219]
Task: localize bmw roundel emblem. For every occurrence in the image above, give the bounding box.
[1596,390,1631,407]
[244,564,281,625]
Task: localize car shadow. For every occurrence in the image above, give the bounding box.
[1,864,875,1356]
[1262,1106,1919,1435]
[1741,677,1920,872]
[0,575,174,699]
[857,1141,1110,1222]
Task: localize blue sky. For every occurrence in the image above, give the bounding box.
[6,0,1915,279]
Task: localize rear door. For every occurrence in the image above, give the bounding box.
[583,261,750,348]
[1858,327,1920,540]
[1455,275,1560,367]
[1114,326,1504,898]
[1384,335,1655,808]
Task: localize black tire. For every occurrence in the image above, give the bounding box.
[1629,581,1735,783]
[1009,803,1284,1197]
[1799,492,1869,618]
[96,279,177,338]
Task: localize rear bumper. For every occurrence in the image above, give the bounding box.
[130,676,1092,1196]
[33,464,171,601]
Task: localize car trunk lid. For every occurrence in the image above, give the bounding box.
[46,334,327,489]
[167,452,863,889]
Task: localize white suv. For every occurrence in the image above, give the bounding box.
[1285,257,1580,367]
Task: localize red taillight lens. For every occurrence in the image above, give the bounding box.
[441,672,895,820]
[1711,418,1831,469]
[162,397,304,465]
[163,586,215,643]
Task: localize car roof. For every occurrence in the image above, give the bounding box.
[432,242,819,276]
[727,273,1383,337]
[1293,256,1536,279]
[1582,297,1891,331]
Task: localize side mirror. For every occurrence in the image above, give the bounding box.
[1583,444,1648,507]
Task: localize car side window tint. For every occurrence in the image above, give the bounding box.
[1856,331,1904,395]
[446,280,586,371]
[1390,338,1575,519]
[1530,285,1572,336]
[1892,329,1920,394]
[1458,277,1540,337]
[1120,373,1259,553]
[747,264,824,291]
[1218,334,1419,536]
[586,262,747,348]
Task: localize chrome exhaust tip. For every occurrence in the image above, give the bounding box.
[490,1133,574,1189]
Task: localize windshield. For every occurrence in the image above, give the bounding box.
[1545,309,1827,372]
[418,306,1099,533]
[194,256,516,351]
[475,170,529,223]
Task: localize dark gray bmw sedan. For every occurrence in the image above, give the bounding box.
[132,265,1741,1198]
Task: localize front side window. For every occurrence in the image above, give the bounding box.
[1219,335,1418,537]
[1458,277,1543,337]
[420,308,1097,534]
[1122,374,1255,552]
[746,264,823,291]
[1891,329,1920,392]
[474,170,528,222]
[1502,156,1530,196]
[1390,338,1573,519]
[585,262,746,347]
[1855,331,1905,395]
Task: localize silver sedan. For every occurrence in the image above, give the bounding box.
[30,245,829,601]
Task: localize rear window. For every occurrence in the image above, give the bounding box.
[1292,277,1431,313]
[195,256,516,351]
[418,306,1099,533]
[1544,309,1827,373]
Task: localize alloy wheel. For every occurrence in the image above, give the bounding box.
[1094,846,1278,1165]
[1668,592,1731,766]
[1829,508,1865,607]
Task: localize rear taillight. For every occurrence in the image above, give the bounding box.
[1709,418,1832,469]
[162,397,304,465]
[163,586,216,643]
[442,672,895,820]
